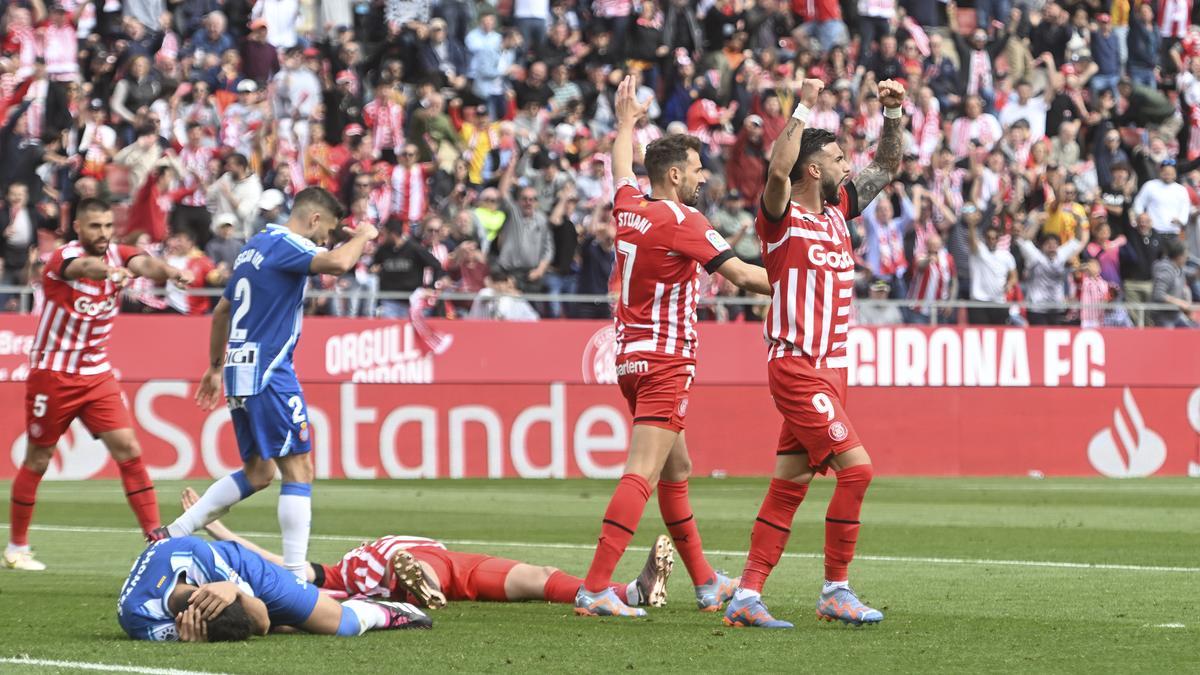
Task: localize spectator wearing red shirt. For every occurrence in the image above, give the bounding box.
[726,114,767,208]
[163,229,222,315]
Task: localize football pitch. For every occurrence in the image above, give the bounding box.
[1,477,1197,674]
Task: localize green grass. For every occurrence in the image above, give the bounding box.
[1,477,1198,673]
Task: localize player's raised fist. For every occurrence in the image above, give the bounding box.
[353,221,380,241]
[798,78,825,107]
[615,75,652,125]
[878,79,907,108]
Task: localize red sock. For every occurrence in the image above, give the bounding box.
[657,479,715,585]
[824,464,873,582]
[9,466,44,547]
[740,478,809,593]
[583,473,652,593]
[542,571,628,604]
[117,457,160,534]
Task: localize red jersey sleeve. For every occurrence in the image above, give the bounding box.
[117,244,145,267]
[673,211,736,273]
[45,246,72,281]
[613,181,643,209]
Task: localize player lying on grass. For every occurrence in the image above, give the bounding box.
[118,534,431,642]
[179,488,674,609]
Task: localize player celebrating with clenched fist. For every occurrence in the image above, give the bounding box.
[723,79,907,628]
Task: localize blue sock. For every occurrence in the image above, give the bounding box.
[336,605,362,637]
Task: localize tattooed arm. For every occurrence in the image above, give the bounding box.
[852,80,907,209]
[762,78,826,220]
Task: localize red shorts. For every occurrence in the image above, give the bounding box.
[25,369,132,446]
[615,354,695,433]
[768,358,862,473]
[409,547,520,602]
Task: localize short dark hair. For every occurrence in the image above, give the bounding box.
[1166,238,1186,259]
[77,197,111,214]
[790,128,838,183]
[644,134,701,183]
[227,153,249,170]
[292,187,344,220]
[173,590,253,643]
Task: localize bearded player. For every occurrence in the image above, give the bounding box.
[722,79,906,628]
[6,198,194,571]
[176,488,674,611]
[574,76,773,618]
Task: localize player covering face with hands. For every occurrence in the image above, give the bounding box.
[574,77,773,618]
[723,79,907,628]
[7,199,194,571]
[177,488,677,611]
[148,188,379,584]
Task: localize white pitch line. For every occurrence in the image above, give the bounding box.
[0,657,228,675]
[7,523,1200,574]
[1153,623,1187,628]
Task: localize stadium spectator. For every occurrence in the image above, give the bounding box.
[495,161,553,293]
[207,153,263,240]
[1120,212,1165,325]
[0,182,51,291]
[163,229,222,315]
[205,214,242,271]
[1133,159,1192,237]
[574,205,615,319]
[371,219,444,318]
[1015,218,1089,325]
[965,206,1017,325]
[710,189,759,265]
[468,271,540,320]
[1151,239,1197,326]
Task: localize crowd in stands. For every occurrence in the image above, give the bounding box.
[0,0,1198,326]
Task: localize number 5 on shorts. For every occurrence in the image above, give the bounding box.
[812,393,835,421]
[32,394,48,418]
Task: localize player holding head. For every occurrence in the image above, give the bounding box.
[722,79,906,628]
[177,488,674,611]
[6,198,194,571]
[117,535,430,642]
[149,187,379,580]
[574,77,773,618]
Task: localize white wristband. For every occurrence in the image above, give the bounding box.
[792,104,811,123]
[884,106,903,119]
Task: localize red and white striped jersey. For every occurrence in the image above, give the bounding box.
[612,179,734,362]
[1159,0,1190,38]
[390,163,427,224]
[949,114,1002,156]
[30,241,142,376]
[177,144,214,207]
[334,535,446,598]
[757,184,861,368]
[908,227,956,314]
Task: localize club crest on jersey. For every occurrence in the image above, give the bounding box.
[678,398,689,416]
[299,421,309,442]
[828,421,849,442]
[807,245,854,270]
[28,422,42,438]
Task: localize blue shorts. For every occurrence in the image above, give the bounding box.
[211,541,320,627]
[228,385,312,462]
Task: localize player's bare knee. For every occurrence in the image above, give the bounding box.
[539,566,559,583]
[777,469,814,484]
[22,445,54,473]
[108,438,141,462]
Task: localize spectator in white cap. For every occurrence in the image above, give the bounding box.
[257,188,286,228]
[206,213,243,272]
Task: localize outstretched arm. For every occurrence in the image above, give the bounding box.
[852,80,908,209]
[762,79,825,220]
[611,75,652,186]
[716,257,771,295]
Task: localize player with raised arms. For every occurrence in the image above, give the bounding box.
[117,535,430,642]
[722,78,906,628]
[574,76,773,618]
[149,188,379,582]
[175,488,675,611]
[6,198,194,571]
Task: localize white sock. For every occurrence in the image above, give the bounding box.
[733,587,761,602]
[278,487,312,578]
[6,543,30,556]
[342,599,389,634]
[625,580,640,606]
[823,580,850,594]
[167,474,248,537]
